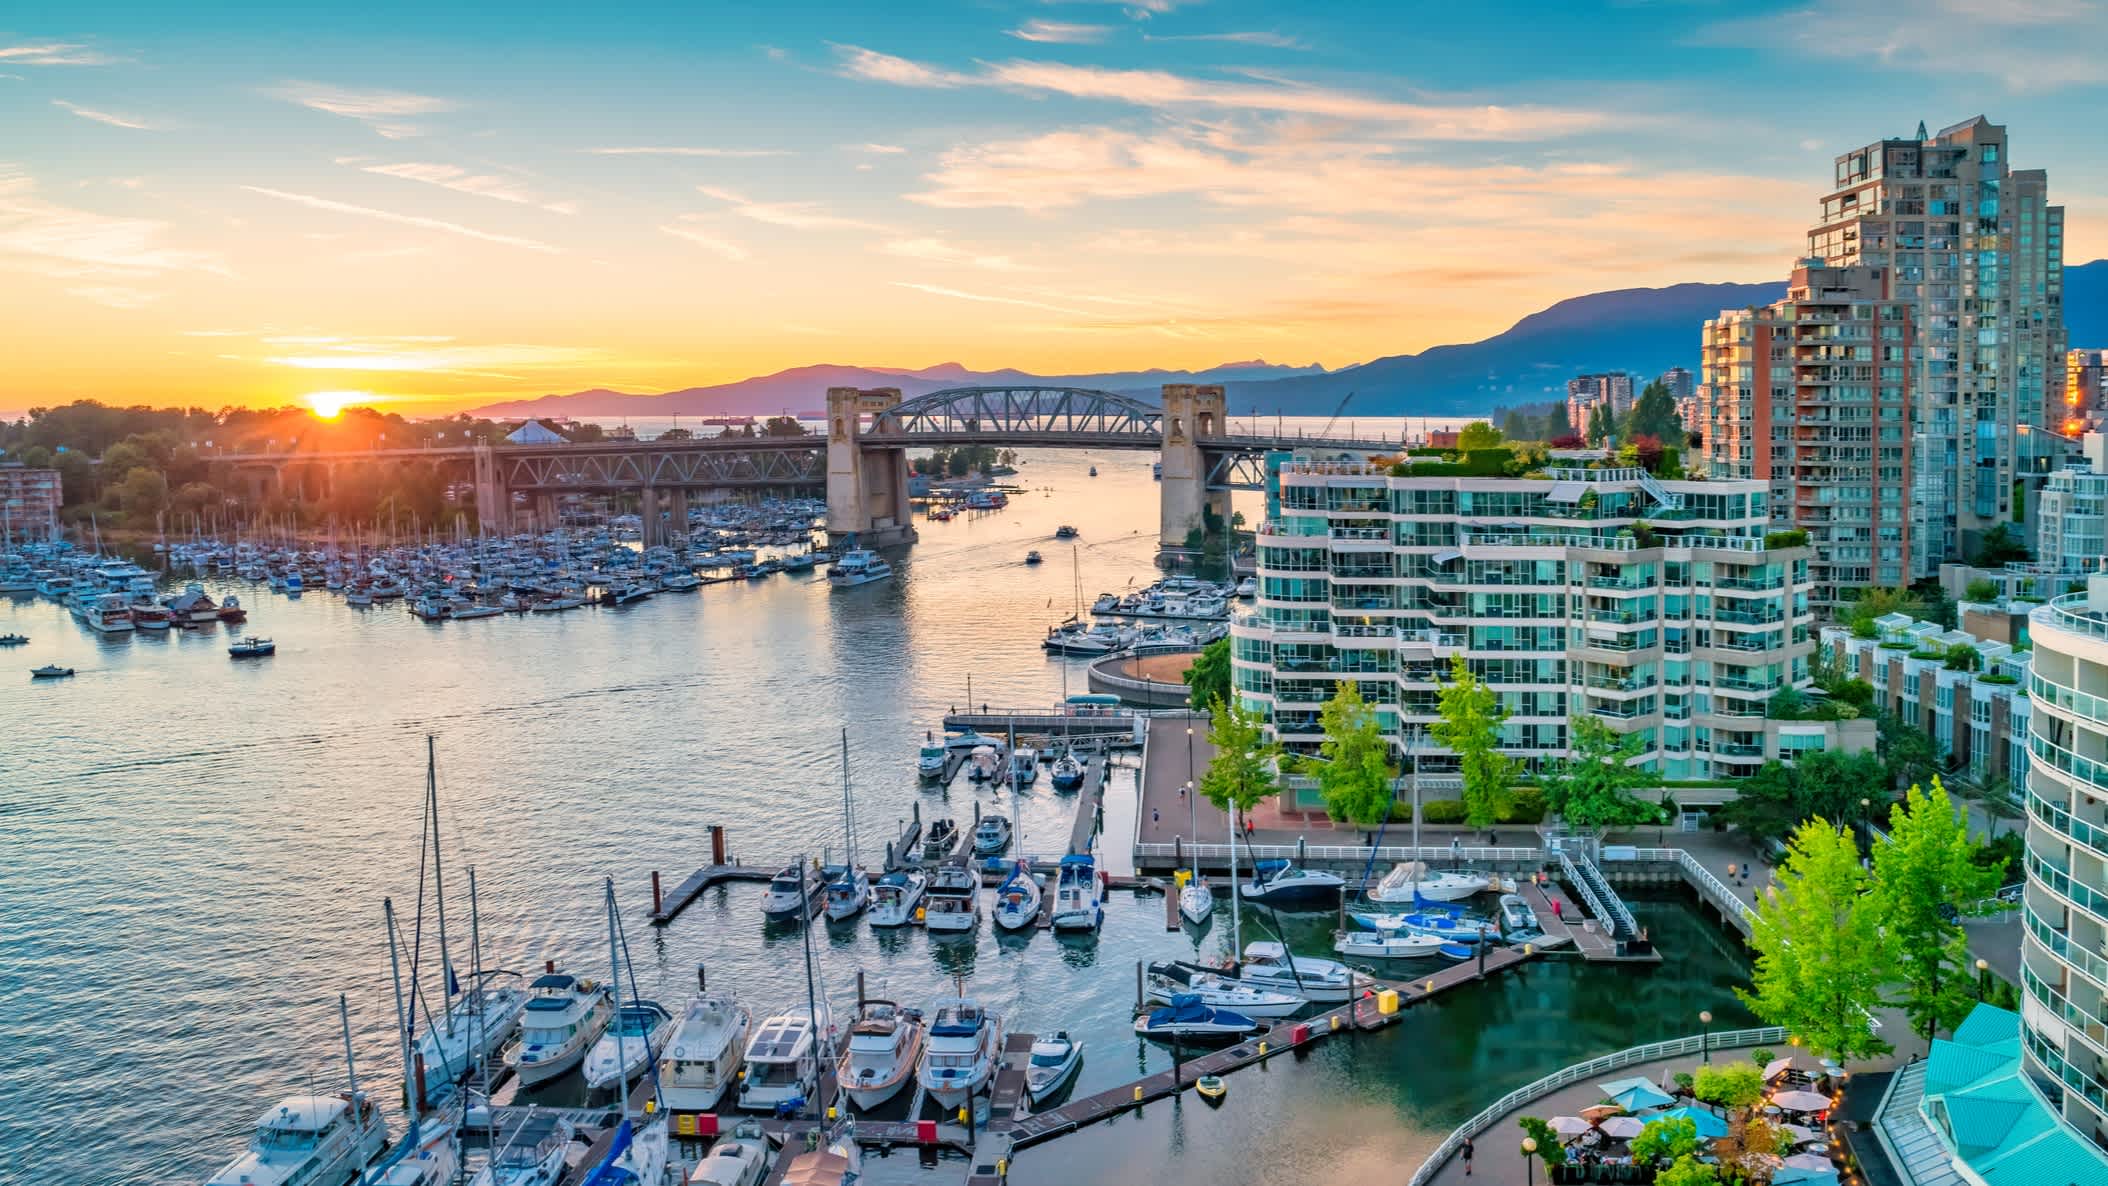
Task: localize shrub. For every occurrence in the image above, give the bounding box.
[1421,799,1469,824]
[1944,644,1982,672]
[1500,786,1547,824]
[1850,619,1878,639]
[1765,529,1810,549]
[1964,578,1998,603]
[1979,673,2017,686]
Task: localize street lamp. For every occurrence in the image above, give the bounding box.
[1522,1136,1539,1186]
[1976,957,1991,1000]
[1699,1010,1714,1063]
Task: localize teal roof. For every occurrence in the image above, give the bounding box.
[1925,1041,2019,1096]
[1917,1004,2108,1186]
[1949,1004,2021,1049]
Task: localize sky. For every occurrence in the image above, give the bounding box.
[5,0,2108,417]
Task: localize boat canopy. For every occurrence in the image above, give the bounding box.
[1253,858,1291,874]
[531,973,577,991]
[1058,854,1094,867]
[877,871,912,886]
[1146,995,1215,1026]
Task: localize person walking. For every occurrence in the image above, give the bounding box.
[1462,1136,1474,1176]
[1152,808,1160,826]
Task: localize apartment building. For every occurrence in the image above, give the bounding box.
[1822,614,2032,785]
[1656,367,1694,401]
[1231,460,1856,793]
[0,462,61,541]
[1567,372,1634,440]
[1808,116,2066,573]
[2070,350,2108,435]
[1698,260,1914,607]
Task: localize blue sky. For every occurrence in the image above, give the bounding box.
[4,0,2106,411]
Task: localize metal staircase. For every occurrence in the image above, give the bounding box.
[1636,469,1683,511]
[1556,847,1640,940]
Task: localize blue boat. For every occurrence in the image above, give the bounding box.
[1133,994,1259,1043]
[1438,942,1475,962]
[1346,910,1496,943]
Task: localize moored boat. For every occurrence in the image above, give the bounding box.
[1234,941,1366,1004]
[1145,962,1304,1017]
[1368,861,1488,904]
[582,998,675,1093]
[201,1093,387,1186]
[658,973,750,1114]
[836,999,926,1111]
[736,1006,832,1113]
[867,870,927,928]
[1236,860,1345,908]
[1133,994,1258,1044]
[1023,1032,1083,1104]
[916,995,1002,1110]
[1050,853,1103,932]
[760,862,823,921]
[504,971,613,1086]
[922,864,981,934]
[991,861,1041,931]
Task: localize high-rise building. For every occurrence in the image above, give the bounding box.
[1567,372,1634,440]
[1656,367,1694,401]
[1807,116,2066,574]
[0,462,61,541]
[2069,349,2108,436]
[1697,260,1914,608]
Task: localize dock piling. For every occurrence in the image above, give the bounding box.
[710,824,726,867]
[651,870,663,916]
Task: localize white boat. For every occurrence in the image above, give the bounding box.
[1145,962,1305,1017]
[971,815,1011,855]
[922,865,981,933]
[658,977,751,1113]
[1333,928,1447,960]
[76,592,134,633]
[448,603,503,620]
[1050,854,1103,932]
[916,996,1002,1110]
[966,745,1002,783]
[1368,861,1489,904]
[1133,994,1259,1043]
[590,1115,670,1186]
[944,730,997,752]
[1235,577,1257,598]
[1178,875,1214,926]
[1348,909,1495,944]
[1499,892,1543,941]
[760,863,822,920]
[868,871,927,927]
[736,1006,833,1113]
[1236,860,1346,908]
[1023,1032,1083,1105]
[369,1114,458,1185]
[505,971,613,1086]
[1008,746,1039,787]
[1049,752,1085,791]
[917,744,948,779]
[823,865,871,922]
[411,980,528,1099]
[827,548,893,588]
[836,999,926,1111]
[991,862,1041,931]
[582,999,675,1092]
[201,1093,387,1186]
[470,1112,573,1186]
[1235,941,1367,1004]
[659,571,701,591]
[688,1129,770,1186]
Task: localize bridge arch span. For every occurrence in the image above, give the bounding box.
[866,386,1163,441]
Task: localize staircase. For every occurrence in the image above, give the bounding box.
[1557,847,1639,940]
[1636,469,1683,511]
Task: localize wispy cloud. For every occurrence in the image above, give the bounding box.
[356,161,577,214]
[878,237,1028,271]
[1143,31,1307,49]
[1008,20,1113,44]
[891,282,1088,315]
[584,146,792,157]
[240,185,561,252]
[260,342,600,374]
[831,45,971,88]
[52,99,155,130]
[1695,0,2108,92]
[849,143,907,155]
[0,42,118,66]
[68,284,158,308]
[660,219,750,260]
[0,168,226,278]
[695,184,892,232]
[271,81,453,138]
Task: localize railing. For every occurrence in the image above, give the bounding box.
[2029,786,2108,862]
[2027,849,2108,927]
[2030,732,2108,797]
[2030,669,2108,726]
[1554,848,1636,938]
[1544,467,1650,483]
[2038,595,2108,644]
[1686,535,1769,553]
[2024,905,2108,990]
[1329,526,1390,541]
[1405,1027,1790,1186]
[2023,965,2108,1057]
[1635,468,1684,510]
[1131,842,1539,866]
[1607,847,1754,930]
[1464,532,1636,551]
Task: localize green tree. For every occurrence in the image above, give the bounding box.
[1737,819,1895,1062]
[116,466,167,520]
[1970,523,2030,568]
[1656,1156,1717,1186]
[1630,1116,1700,1165]
[1430,655,1512,827]
[1183,636,1231,711]
[1518,1117,1569,1170]
[1586,403,1612,446]
[762,415,808,437]
[1299,681,1396,827]
[1841,586,1924,633]
[1691,1062,1765,1112]
[1871,780,2005,1041]
[1543,715,1658,831]
[1963,577,1998,603]
[1627,380,1683,443]
[1457,420,1503,450]
[1547,401,1572,440]
[1500,409,1532,442]
[1877,710,1940,793]
[1198,695,1281,818]
[1943,643,1982,672]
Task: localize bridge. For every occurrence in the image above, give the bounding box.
[211,383,1400,549]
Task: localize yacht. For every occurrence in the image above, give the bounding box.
[505,971,613,1086]
[922,864,981,933]
[1049,751,1085,791]
[1499,892,1544,942]
[760,862,822,921]
[736,1006,832,1112]
[822,864,871,922]
[603,581,654,606]
[1133,995,1259,1044]
[658,980,751,1113]
[827,548,893,588]
[917,743,948,780]
[1007,746,1039,788]
[688,1129,770,1186]
[1023,1032,1083,1105]
[411,979,528,1098]
[471,1112,574,1186]
[1368,861,1488,904]
[582,999,675,1093]
[1234,942,1366,1004]
[971,815,1011,855]
[201,1093,387,1186]
[1049,853,1102,932]
[1145,962,1304,1017]
[1236,860,1346,908]
[1333,928,1447,960]
[867,871,927,928]
[991,861,1041,931]
[659,571,701,591]
[966,745,1002,782]
[836,999,926,1110]
[75,592,134,633]
[229,637,276,658]
[916,996,1002,1110]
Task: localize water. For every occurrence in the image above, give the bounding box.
[0,445,1749,1186]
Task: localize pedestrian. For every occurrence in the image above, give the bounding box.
[1462,1137,1474,1176]
[1152,808,1160,825]
[1451,836,1460,855]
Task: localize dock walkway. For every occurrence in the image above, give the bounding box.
[649,864,774,925]
[1066,756,1108,856]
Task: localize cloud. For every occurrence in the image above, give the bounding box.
[0,42,118,66]
[891,282,1089,315]
[240,185,561,252]
[832,45,971,88]
[68,284,158,308]
[357,161,576,214]
[695,184,892,232]
[850,143,907,154]
[584,146,792,157]
[1008,20,1113,44]
[0,168,227,277]
[52,99,155,130]
[661,220,750,260]
[1694,0,2108,92]
[878,237,1027,271]
[1143,31,1307,49]
[271,81,453,137]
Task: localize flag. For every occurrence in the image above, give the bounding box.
[447,963,460,996]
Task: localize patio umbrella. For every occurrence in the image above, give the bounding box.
[1780,1123,1820,1144]
[1550,1116,1593,1136]
[1611,1082,1677,1111]
[1599,1116,1648,1139]
[1763,1056,1796,1080]
[1652,1106,1730,1139]
[1580,1104,1625,1122]
[1781,1154,1835,1171]
[1773,1090,1832,1113]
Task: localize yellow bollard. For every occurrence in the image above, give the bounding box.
[827,1105,837,1121]
[958,1105,970,1126]
[1257,1040,1269,1056]
[1134,1085,1144,1101]
[1425,980,1435,993]
[1330,1014,1341,1032]
[998,1158,1009,1178]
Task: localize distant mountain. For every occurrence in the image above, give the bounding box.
[473,262,2108,420]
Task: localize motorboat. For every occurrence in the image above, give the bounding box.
[30,665,73,679]
[1368,861,1489,904]
[1178,875,1213,926]
[822,864,871,922]
[1439,942,1476,961]
[966,745,1002,782]
[1234,942,1366,1004]
[917,996,1003,1110]
[922,864,981,933]
[836,999,926,1111]
[471,1112,573,1186]
[75,592,134,633]
[1050,853,1103,932]
[917,743,949,780]
[368,1114,458,1186]
[658,979,751,1113]
[1333,928,1447,960]
[411,979,528,1099]
[202,1093,387,1186]
[0,633,25,646]
[1008,746,1039,788]
[1499,892,1544,942]
[582,999,675,1093]
[1145,962,1304,1017]
[1088,465,1098,476]
[584,1115,669,1186]
[604,581,654,606]
[1049,752,1085,791]
[228,637,277,658]
[447,604,503,619]
[944,730,999,753]
[1054,525,1078,539]
[1235,577,1257,598]
[760,862,823,921]
[922,818,959,860]
[827,548,894,588]
[1236,860,1345,908]
[505,971,613,1086]
[971,815,1011,855]
[1348,910,1495,944]
[1024,551,1043,565]
[688,1128,770,1186]
[1133,994,1259,1044]
[736,1005,833,1113]
[660,571,701,591]
[1023,1032,1083,1105]
[779,1140,860,1186]
[991,861,1041,931]
[868,871,927,928]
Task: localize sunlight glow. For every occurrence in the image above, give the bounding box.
[304,390,371,419]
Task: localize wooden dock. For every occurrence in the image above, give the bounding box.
[649,863,775,925]
[1519,879,1661,963]
[1066,757,1108,856]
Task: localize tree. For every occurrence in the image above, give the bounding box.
[1299,681,1396,827]
[1630,1116,1700,1166]
[1458,420,1503,450]
[1963,578,1998,603]
[1943,643,1982,672]
[1711,750,1888,849]
[1627,433,1665,474]
[1970,523,2030,568]
[1430,655,1512,827]
[1547,401,1572,440]
[116,466,167,519]
[1183,636,1231,711]
[1500,409,1532,442]
[762,415,808,437]
[1543,715,1658,831]
[1586,403,1612,445]
[1656,1156,1717,1186]
[1692,1063,1765,1111]
[1518,1117,1569,1170]
[1841,586,1924,633]
[1871,780,2004,1041]
[1737,819,1895,1062]
[1877,710,1940,793]
[1198,695,1281,818]
[1627,380,1683,443]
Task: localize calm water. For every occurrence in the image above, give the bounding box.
[0,441,1750,1186]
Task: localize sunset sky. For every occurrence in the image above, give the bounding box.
[5,1,2107,416]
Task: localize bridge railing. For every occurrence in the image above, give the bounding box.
[1132,843,1541,867]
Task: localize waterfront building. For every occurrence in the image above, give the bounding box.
[1698,261,1915,609]
[0,461,61,541]
[1821,611,2031,785]
[1233,459,1863,793]
[1807,116,2066,574]
[2067,350,2107,435]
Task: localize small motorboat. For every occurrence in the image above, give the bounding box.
[1237,860,1345,908]
[1178,875,1213,926]
[868,870,927,928]
[582,999,675,1092]
[991,862,1042,932]
[506,972,614,1086]
[1234,942,1366,1004]
[1439,942,1476,962]
[1050,853,1103,932]
[1024,551,1043,565]
[1054,525,1078,539]
[1333,928,1446,960]
[760,862,822,921]
[971,815,1012,855]
[687,1128,770,1186]
[1023,1032,1083,1105]
[1234,577,1257,599]
[822,864,872,922]
[1145,962,1303,1017]
[922,818,959,860]
[1349,910,1496,944]
[1049,751,1085,791]
[1500,892,1543,942]
[917,743,949,780]
[228,637,276,658]
[837,999,926,1111]
[1134,994,1258,1044]
[30,664,73,679]
[1195,1074,1227,1101]
[1008,746,1039,788]
[0,633,27,646]
[967,745,1003,782]
[1368,861,1488,904]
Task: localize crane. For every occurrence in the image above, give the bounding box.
[1314,390,1355,441]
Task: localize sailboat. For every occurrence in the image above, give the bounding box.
[823,728,871,922]
[574,879,673,1186]
[1178,773,1213,926]
[991,751,1040,930]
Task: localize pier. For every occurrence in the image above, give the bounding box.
[941,706,1146,743]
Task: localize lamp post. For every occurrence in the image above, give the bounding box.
[1976,957,1991,1000]
[1859,797,1872,853]
[1522,1136,1539,1186]
[1700,1010,1714,1063]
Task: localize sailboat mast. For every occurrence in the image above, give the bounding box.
[384,898,417,1127]
[840,727,855,865]
[338,993,367,1135]
[605,877,632,1117]
[467,865,489,1100]
[798,854,824,1121]
[426,736,455,1024]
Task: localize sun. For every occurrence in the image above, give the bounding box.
[304,390,368,419]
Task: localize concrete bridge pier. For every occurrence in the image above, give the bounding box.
[534,493,557,533]
[826,386,918,550]
[472,445,511,536]
[638,487,661,548]
[664,488,688,543]
[1158,383,1230,549]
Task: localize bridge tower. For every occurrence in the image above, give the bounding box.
[826,386,919,549]
[1157,383,1230,549]
[472,444,512,535]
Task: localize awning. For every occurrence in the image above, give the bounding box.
[1546,481,1587,502]
[1431,548,1462,565]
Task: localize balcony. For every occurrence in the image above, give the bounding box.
[1715,743,1766,758]
[2030,787,2108,863]
[1714,575,1782,591]
[1713,610,1786,626]
[2032,732,2108,798]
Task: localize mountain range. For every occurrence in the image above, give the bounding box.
[472,259,2108,420]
